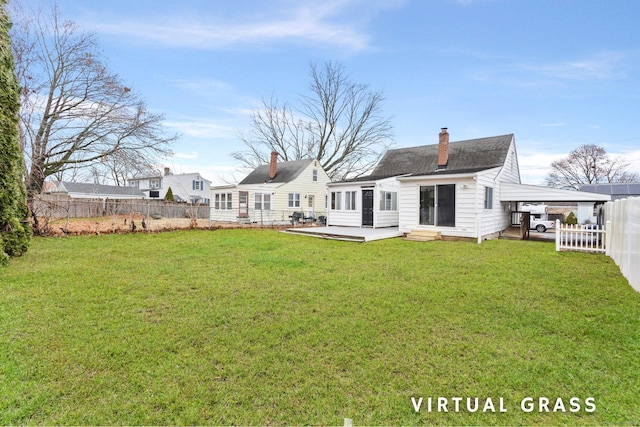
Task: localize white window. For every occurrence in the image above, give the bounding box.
[214,193,232,210]
[129,181,139,188]
[288,193,300,208]
[331,191,342,210]
[484,187,493,209]
[150,178,161,189]
[379,191,397,211]
[313,169,318,182]
[193,180,204,190]
[345,191,357,210]
[255,193,271,210]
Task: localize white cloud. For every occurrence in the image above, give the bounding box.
[164,120,238,139]
[172,152,199,160]
[170,78,234,94]
[609,148,640,174]
[517,149,567,185]
[522,52,627,81]
[469,51,629,88]
[89,1,375,51]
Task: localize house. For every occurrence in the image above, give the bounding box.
[326,175,401,228]
[327,128,611,241]
[210,152,331,224]
[579,183,640,201]
[395,129,520,239]
[49,181,145,199]
[575,183,640,223]
[328,129,519,239]
[127,168,211,204]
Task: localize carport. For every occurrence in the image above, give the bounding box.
[499,183,612,240]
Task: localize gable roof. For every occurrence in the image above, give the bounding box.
[129,172,210,182]
[55,182,145,198]
[372,134,514,177]
[239,159,314,185]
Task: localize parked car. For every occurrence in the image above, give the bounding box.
[530,217,555,232]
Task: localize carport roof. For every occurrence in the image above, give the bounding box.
[500,183,611,202]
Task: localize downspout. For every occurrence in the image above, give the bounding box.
[474,174,481,244]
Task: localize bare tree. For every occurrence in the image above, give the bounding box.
[233,62,393,180]
[10,3,175,196]
[545,144,639,190]
[84,150,161,186]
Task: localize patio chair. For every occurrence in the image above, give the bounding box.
[289,211,304,225]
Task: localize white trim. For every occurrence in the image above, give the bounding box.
[397,170,493,182]
[500,183,611,202]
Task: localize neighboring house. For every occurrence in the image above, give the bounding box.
[49,181,145,199]
[576,183,640,223]
[127,168,211,204]
[579,183,640,201]
[211,152,331,224]
[328,128,610,240]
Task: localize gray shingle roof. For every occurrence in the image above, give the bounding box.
[239,159,314,185]
[372,134,514,177]
[58,182,145,197]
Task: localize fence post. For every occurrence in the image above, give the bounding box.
[605,220,611,256]
[555,219,561,251]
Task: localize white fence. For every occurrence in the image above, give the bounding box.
[555,220,606,253]
[604,197,640,292]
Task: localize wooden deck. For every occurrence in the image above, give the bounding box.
[283,226,402,242]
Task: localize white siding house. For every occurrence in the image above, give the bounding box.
[395,131,520,239]
[128,168,211,204]
[326,176,400,228]
[211,153,331,225]
[321,129,611,241]
[327,130,520,239]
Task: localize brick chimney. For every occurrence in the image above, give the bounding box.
[437,128,449,169]
[269,151,278,179]
[164,167,171,176]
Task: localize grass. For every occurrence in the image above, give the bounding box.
[1,229,639,425]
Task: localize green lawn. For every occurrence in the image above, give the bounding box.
[1,229,639,425]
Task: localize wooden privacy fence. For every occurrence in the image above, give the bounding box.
[33,195,210,219]
[555,219,606,253]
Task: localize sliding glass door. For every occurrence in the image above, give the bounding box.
[419,185,455,227]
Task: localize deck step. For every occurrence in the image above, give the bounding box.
[403,229,441,242]
[283,229,365,242]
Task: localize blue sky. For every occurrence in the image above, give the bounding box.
[40,0,640,185]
